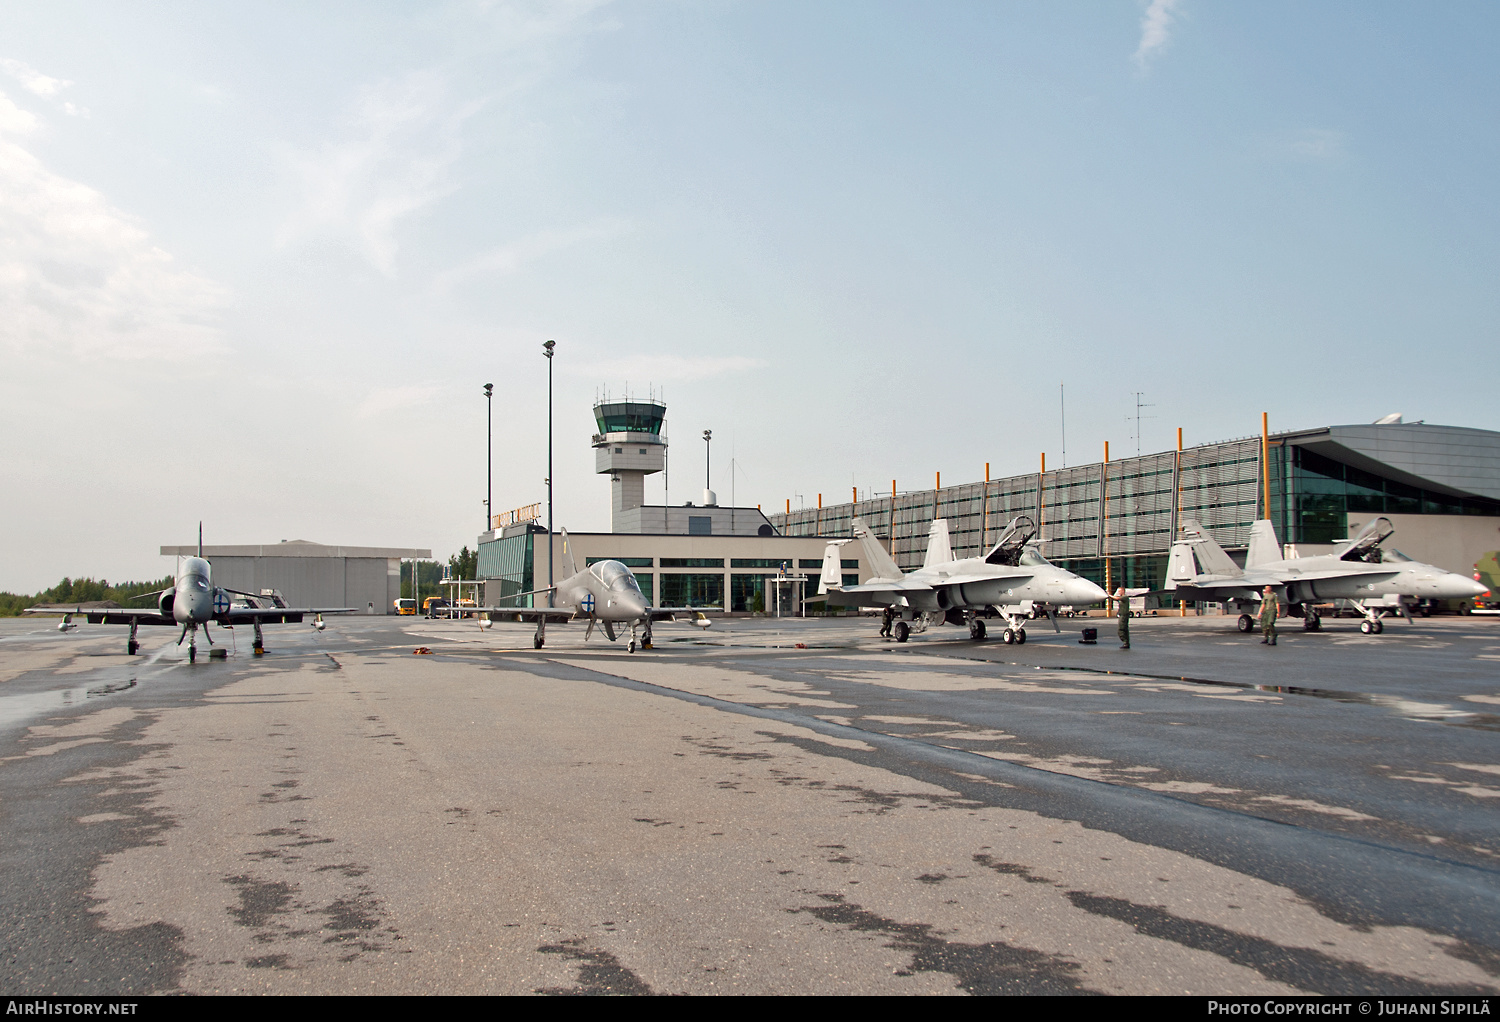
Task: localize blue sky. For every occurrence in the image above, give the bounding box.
[1,1,1496,590]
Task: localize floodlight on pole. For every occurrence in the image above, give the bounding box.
[543,340,556,606]
[483,383,493,533]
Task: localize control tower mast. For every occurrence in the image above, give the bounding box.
[593,395,667,532]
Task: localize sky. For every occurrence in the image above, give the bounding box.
[1,1,1496,591]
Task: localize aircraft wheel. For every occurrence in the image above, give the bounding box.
[188,646,196,663]
[969,619,986,641]
[1002,628,1014,644]
[127,640,138,656]
[628,640,636,653]
[1373,619,1384,635]
[1237,614,1255,633]
[1016,628,1027,645]
[533,635,545,649]
[894,621,910,643]
[1303,614,1320,632]
[1360,620,1373,635]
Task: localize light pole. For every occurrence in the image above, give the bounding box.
[543,340,555,606]
[703,429,712,496]
[483,383,493,534]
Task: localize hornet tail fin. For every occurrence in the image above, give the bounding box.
[921,519,955,570]
[1179,519,1242,577]
[851,517,904,581]
[818,540,852,595]
[1245,520,1281,568]
[559,528,578,577]
[1166,539,1199,586]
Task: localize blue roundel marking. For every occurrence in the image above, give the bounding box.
[581,593,595,614]
[213,590,231,614]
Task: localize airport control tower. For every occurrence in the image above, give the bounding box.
[593,396,667,532]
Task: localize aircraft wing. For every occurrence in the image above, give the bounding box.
[647,606,717,622]
[825,580,932,608]
[25,606,175,625]
[218,607,356,624]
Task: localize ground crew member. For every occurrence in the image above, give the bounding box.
[880,605,894,639]
[1116,588,1130,649]
[1260,587,1279,645]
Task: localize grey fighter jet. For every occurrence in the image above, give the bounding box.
[25,529,354,661]
[820,516,1109,644]
[1165,517,1488,634]
[470,529,708,652]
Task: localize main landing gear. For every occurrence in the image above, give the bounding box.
[127,618,139,656]
[1302,608,1322,632]
[968,617,987,641]
[533,617,546,650]
[1360,618,1385,635]
[1237,614,1255,633]
[893,621,910,643]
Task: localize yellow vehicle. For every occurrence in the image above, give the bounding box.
[393,598,416,615]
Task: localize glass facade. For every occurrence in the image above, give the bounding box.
[1283,446,1500,544]
[660,573,724,608]
[476,530,535,607]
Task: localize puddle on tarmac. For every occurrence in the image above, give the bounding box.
[0,643,179,730]
[910,653,1500,731]
[0,679,139,730]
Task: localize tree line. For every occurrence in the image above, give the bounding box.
[0,576,175,617]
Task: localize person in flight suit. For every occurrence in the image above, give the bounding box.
[1259,586,1279,645]
[1116,588,1130,649]
[880,605,895,639]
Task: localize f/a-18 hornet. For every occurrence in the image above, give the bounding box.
[26,529,353,661]
[1166,516,1487,634]
[470,529,710,652]
[819,515,1108,644]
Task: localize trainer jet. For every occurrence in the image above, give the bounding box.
[1165,517,1487,634]
[468,529,709,652]
[820,515,1108,643]
[26,529,354,661]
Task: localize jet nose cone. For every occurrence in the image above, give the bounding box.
[1460,576,1490,598]
[1072,578,1109,605]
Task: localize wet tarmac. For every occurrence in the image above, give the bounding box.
[1,612,1497,994]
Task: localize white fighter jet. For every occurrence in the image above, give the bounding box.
[1165,517,1487,634]
[467,529,710,652]
[820,515,1108,644]
[25,528,353,661]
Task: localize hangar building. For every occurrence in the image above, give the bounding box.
[160,541,432,614]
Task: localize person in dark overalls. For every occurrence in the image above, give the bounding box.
[1116,588,1130,649]
[880,605,894,639]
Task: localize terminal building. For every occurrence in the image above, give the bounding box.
[476,397,859,612]
[769,418,1500,594]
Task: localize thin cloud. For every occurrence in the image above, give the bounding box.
[574,354,766,384]
[0,57,72,97]
[277,71,484,276]
[0,92,228,360]
[1285,128,1347,162]
[356,384,443,419]
[430,219,634,294]
[1133,0,1183,73]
